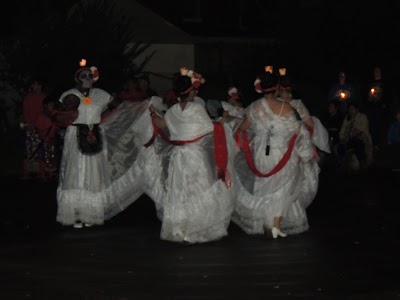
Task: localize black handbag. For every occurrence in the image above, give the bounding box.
[75,124,103,155]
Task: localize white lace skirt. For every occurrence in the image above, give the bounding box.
[279,160,320,234]
[56,126,111,225]
[57,101,155,225]
[157,134,234,243]
[232,133,319,235]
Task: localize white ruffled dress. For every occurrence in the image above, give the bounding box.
[56,88,113,225]
[153,102,235,243]
[232,98,321,235]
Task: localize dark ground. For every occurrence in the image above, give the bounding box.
[1,129,400,300]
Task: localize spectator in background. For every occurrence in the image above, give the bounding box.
[118,77,147,102]
[20,78,47,180]
[365,66,388,149]
[328,71,356,118]
[339,102,373,174]
[138,73,158,99]
[387,107,400,145]
[382,107,400,170]
[33,97,59,181]
[324,100,345,153]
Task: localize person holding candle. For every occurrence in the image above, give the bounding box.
[365,66,388,149]
[20,78,48,180]
[338,102,373,174]
[328,71,356,118]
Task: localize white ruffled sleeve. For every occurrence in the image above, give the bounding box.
[295,125,314,163]
[311,116,331,153]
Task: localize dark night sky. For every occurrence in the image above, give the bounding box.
[137,0,400,77]
[136,0,399,41]
[3,0,399,63]
[2,0,400,97]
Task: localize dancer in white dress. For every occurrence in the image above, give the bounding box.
[56,63,115,228]
[220,86,245,130]
[276,68,330,234]
[148,68,234,243]
[216,86,246,161]
[232,66,316,238]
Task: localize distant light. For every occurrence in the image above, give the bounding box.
[370,88,375,94]
[265,66,273,73]
[79,59,87,67]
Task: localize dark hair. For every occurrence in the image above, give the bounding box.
[126,76,138,84]
[30,77,47,92]
[42,95,56,107]
[279,75,292,89]
[62,94,80,110]
[173,75,193,100]
[348,102,359,110]
[329,100,340,108]
[259,72,279,93]
[137,73,150,83]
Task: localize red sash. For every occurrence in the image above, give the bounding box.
[235,130,242,150]
[239,130,298,177]
[213,122,231,187]
[144,116,207,147]
[143,116,161,148]
[145,116,231,187]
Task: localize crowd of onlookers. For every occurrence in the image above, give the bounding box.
[319,67,400,174]
[12,73,161,182]
[2,65,400,181]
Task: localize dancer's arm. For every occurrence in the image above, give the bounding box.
[149,104,167,128]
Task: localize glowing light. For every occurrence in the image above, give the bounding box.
[79,59,87,67]
[340,92,346,99]
[83,97,92,105]
[370,88,375,94]
[279,68,286,76]
[180,67,189,75]
[265,66,273,73]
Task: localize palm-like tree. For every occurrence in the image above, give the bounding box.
[63,0,156,91]
[3,0,156,95]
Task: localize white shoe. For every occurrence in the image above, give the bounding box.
[272,227,287,238]
[73,222,83,229]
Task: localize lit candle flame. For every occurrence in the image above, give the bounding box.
[340,92,346,99]
[279,68,286,76]
[265,66,273,73]
[79,59,87,67]
[370,88,375,94]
